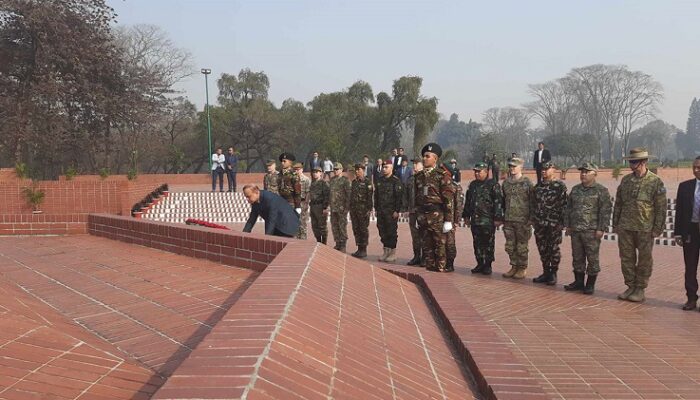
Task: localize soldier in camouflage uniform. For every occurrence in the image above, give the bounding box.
[277,153,302,215]
[531,161,567,285]
[462,162,503,275]
[613,148,667,302]
[263,160,279,194]
[445,163,464,271]
[375,160,404,263]
[329,162,351,252]
[501,157,534,279]
[414,143,455,272]
[404,159,424,265]
[563,163,612,295]
[294,163,311,240]
[309,167,330,244]
[350,163,373,258]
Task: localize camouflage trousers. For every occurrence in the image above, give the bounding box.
[350,210,370,247]
[446,227,456,262]
[471,225,495,265]
[417,211,446,271]
[330,210,348,246]
[295,205,309,240]
[310,205,328,243]
[376,210,398,249]
[503,222,531,268]
[571,230,601,275]
[409,213,422,255]
[617,229,655,289]
[534,223,562,272]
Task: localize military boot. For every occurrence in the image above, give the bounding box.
[481,261,492,275]
[351,245,367,259]
[533,270,550,283]
[512,267,527,279]
[321,235,327,245]
[445,258,455,272]
[378,247,389,262]
[470,263,485,274]
[545,269,557,285]
[338,242,346,253]
[564,272,585,291]
[626,287,645,302]
[333,242,340,250]
[385,248,397,263]
[582,274,597,295]
[618,286,635,300]
[502,266,518,278]
[407,251,421,266]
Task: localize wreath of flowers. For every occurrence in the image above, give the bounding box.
[185,218,230,230]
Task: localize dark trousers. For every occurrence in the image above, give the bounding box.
[535,167,543,184]
[272,228,294,238]
[212,168,224,191]
[684,223,700,301]
[227,170,237,192]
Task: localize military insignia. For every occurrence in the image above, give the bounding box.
[658,187,666,194]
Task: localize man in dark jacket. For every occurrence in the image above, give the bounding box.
[533,142,551,184]
[225,146,238,192]
[675,156,700,311]
[242,184,300,237]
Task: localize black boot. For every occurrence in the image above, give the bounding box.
[471,263,485,274]
[480,261,492,275]
[351,245,367,259]
[445,258,455,272]
[564,272,585,291]
[545,269,557,286]
[583,274,597,295]
[321,235,327,245]
[533,270,549,283]
[406,251,421,266]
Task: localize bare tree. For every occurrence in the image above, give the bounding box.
[482,107,532,156]
[617,70,663,158]
[526,79,583,137]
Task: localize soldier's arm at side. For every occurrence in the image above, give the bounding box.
[598,187,613,233]
[344,179,351,212]
[293,176,302,209]
[652,180,667,237]
[612,182,623,231]
[493,182,504,224]
[441,173,455,222]
[394,181,404,215]
[557,183,568,228]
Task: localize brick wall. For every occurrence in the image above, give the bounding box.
[88,214,288,272]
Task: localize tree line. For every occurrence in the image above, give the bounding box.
[2,0,698,179]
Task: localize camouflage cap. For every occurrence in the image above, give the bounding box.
[508,157,523,166]
[354,163,365,170]
[293,162,304,169]
[312,166,323,173]
[333,162,343,170]
[541,161,556,169]
[473,162,489,171]
[577,162,598,172]
[265,159,276,166]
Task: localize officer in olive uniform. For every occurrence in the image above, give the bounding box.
[445,163,464,271]
[350,163,373,258]
[329,162,352,252]
[263,160,279,194]
[294,162,311,240]
[614,148,667,303]
[375,160,404,263]
[563,162,612,294]
[531,161,567,285]
[277,153,302,215]
[309,167,330,244]
[414,143,455,272]
[463,162,504,274]
[501,157,534,279]
[404,159,424,265]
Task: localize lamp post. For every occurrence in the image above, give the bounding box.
[201,68,213,170]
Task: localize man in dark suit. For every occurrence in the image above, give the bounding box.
[225,146,238,192]
[305,151,321,172]
[242,184,300,237]
[393,147,407,180]
[674,156,700,311]
[533,141,551,184]
[373,158,384,184]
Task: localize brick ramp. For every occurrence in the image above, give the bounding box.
[154,243,479,399]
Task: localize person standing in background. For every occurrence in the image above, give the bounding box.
[263,160,279,194]
[294,163,311,240]
[373,158,384,184]
[533,142,551,184]
[674,157,700,311]
[309,167,330,244]
[225,146,238,192]
[211,147,226,192]
[322,156,334,180]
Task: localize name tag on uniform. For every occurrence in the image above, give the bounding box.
[423,186,428,196]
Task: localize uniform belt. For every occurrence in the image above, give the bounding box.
[418,204,441,213]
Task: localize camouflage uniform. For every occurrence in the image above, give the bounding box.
[349,175,373,249]
[374,174,403,250]
[564,181,612,275]
[415,165,454,271]
[502,175,534,272]
[278,168,301,208]
[295,172,311,240]
[329,168,351,250]
[613,169,666,293]
[309,176,330,244]
[446,180,464,267]
[404,172,422,264]
[263,171,279,194]
[532,178,567,280]
[463,174,503,270]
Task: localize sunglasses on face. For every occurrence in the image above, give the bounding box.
[629,160,641,165]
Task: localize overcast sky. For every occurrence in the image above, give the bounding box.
[108,0,699,129]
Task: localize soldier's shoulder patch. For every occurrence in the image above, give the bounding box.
[658,186,666,194]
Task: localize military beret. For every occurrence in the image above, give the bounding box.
[578,162,598,172]
[279,152,295,162]
[473,162,488,171]
[354,163,365,170]
[293,162,304,169]
[333,162,343,170]
[265,159,276,166]
[383,159,393,166]
[541,161,556,169]
[507,157,523,167]
[421,143,442,158]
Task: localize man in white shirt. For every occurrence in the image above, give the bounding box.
[322,157,334,181]
[211,147,226,192]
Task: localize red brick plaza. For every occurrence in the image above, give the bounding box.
[0,169,697,400]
